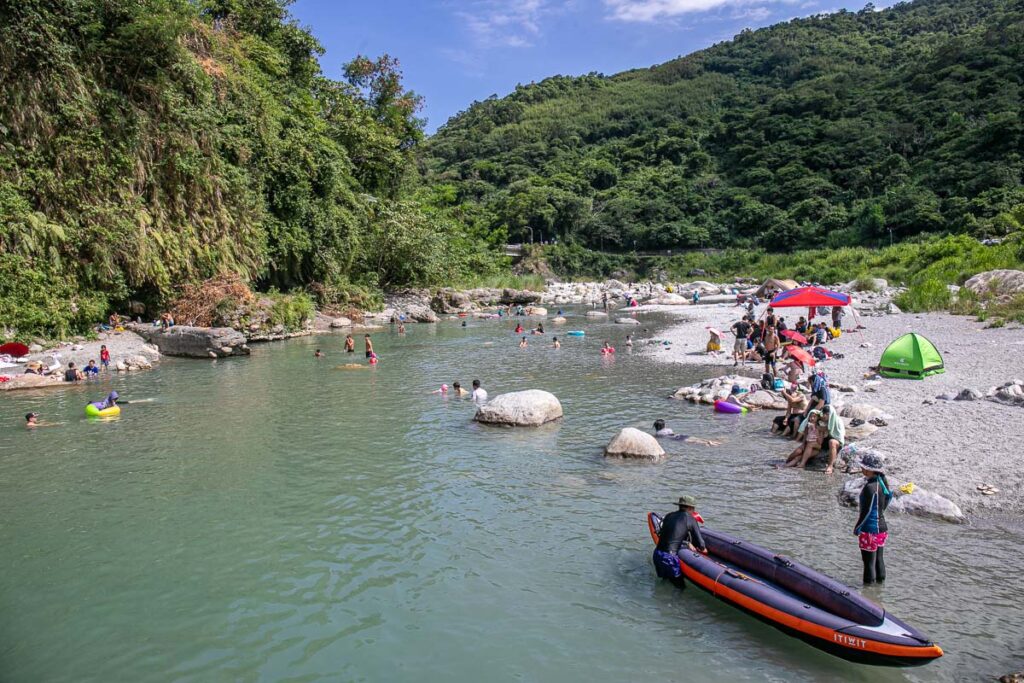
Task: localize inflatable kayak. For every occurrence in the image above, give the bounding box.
[85,404,120,418]
[713,400,747,414]
[646,513,942,666]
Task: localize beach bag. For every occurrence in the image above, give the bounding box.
[830,327,841,339]
[812,346,829,361]
[773,378,785,390]
[760,372,774,390]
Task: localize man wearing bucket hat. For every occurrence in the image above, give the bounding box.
[853,453,893,584]
[653,495,706,589]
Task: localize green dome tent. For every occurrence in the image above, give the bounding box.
[879,333,945,379]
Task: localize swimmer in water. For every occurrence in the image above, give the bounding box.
[398,323,406,334]
[452,381,469,397]
[345,334,355,353]
[519,336,528,349]
[314,349,323,358]
[552,337,560,349]
[652,420,721,446]
[515,323,524,334]
[625,335,633,347]
[432,384,449,394]
[602,341,614,354]
[365,334,374,358]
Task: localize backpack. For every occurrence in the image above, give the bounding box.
[760,372,774,390]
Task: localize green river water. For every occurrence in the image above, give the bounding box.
[2,312,1022,682]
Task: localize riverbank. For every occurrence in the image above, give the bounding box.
[642,301,1024,516]
[1,332,160,392]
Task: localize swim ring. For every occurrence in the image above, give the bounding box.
[85,404,121,418]
[713,400,747,414]
[567,331,585,336]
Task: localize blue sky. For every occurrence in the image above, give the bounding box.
[290,0,893,133]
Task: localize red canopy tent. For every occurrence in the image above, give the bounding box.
[768,286,861,335]
[769,286,851,309]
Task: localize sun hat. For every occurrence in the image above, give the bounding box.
[858,453,885,473]
[676,495,697,508]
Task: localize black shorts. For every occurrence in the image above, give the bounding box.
[365,351,372,358]
[823,436,840,451]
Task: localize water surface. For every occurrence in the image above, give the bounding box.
[1,312,1021,682]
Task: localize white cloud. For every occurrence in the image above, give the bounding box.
[455,0,549,48]
[605,0,799,22]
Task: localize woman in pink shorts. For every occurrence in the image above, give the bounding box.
[853,453,893,584]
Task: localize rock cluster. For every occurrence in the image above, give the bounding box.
[673,375,787,410]
[964,269,1024,301]
[937,380,1024,407]
[838,475,965,524]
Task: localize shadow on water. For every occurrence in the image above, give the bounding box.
[1,308,1022,682]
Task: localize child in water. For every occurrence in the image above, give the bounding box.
[552,337,560,349]
[601,341,615,354]
[314,349,323,358]
[519,336,528,348]
[515,323,524,334]
[345,335,355,353]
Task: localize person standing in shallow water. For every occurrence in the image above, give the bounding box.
[854,453,892,584]
[344,334,355,353]
[653,495,706,590]
[364,334,374,358]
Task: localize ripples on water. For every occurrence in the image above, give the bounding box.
[1,312,1022,682]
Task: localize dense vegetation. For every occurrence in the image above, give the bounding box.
[0,0,503,339]
[426,0,1024,253]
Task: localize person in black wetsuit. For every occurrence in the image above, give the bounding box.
[652,495,706,589]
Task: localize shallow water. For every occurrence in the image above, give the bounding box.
[1,312,1022,682]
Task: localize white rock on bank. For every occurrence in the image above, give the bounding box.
[585,310,608,318]
[615,317,641,325]
[839,477,965,523]
[604,428,666,460]
[474,390,563,427]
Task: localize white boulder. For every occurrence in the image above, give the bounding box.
[474,390,563,427]
[604,428,666,460]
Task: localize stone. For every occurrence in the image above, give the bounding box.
[499,288,542,305]
[128,323,250,358]
[936,392,957,401]
[954,388,983,401]
[839,403,885,422]
[650,294,688,305]
[330,317,353,328]
[114,361,127,372]
[585,310,608,318]
[999,672,1024,683]
[964,269,1024,300]
[615,317,641,325]
[604,428,666,460]
[523,306,547,316]
[28,344,43,353]
[741,390,787,410]
[886,303,902,315]
[844,420,878,442]
[551,316,567,324]
[838,476,965,523]
[474,390,563,427]
[431,289,472,313]
[405,304,439,323]
[831,383,858,393]
[922,398,936,405]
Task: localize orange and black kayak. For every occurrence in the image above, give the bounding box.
[647,513,943,667]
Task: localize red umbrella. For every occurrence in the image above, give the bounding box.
[780,330,807,345]
[0,342,30,358]
[785,345,816,367]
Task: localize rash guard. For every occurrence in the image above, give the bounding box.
[656,509,706,554]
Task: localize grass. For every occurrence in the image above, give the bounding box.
[452,272,547,291]
[267,291,315,332]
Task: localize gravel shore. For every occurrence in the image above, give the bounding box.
[643,302,1024,516]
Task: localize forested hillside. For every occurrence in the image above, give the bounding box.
[426,0,1024,253]
[0,0,499,337]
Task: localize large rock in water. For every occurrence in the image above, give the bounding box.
[129,324,248,358]
[585,310,608,318]
[615,317,641,325]
[604,428,665,460]
[474,390,563,426]
[499,288,542,305]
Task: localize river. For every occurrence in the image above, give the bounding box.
[1,312,1021,682]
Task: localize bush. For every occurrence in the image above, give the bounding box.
[893,278,951,312]
[0,255,108,341]
[267,291,315,331]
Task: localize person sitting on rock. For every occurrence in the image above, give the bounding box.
[783,410,826,469]
[652,420,721,446]
[772,386,808,438]
[652,495,706,590]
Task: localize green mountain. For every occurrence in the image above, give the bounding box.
[425,0,1024,253]
[0,0,496,338]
